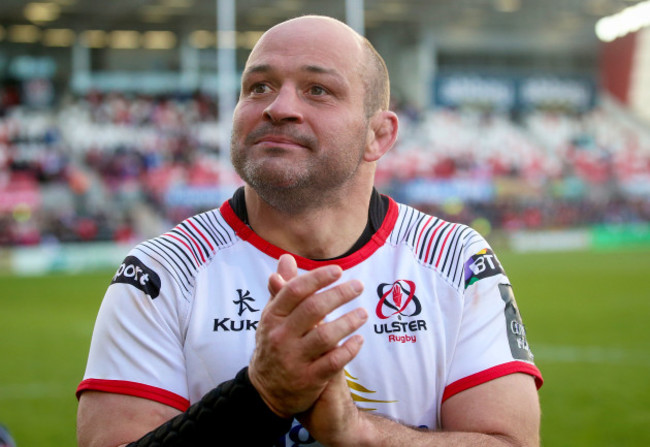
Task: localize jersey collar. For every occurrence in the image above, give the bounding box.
[219,194,399,271]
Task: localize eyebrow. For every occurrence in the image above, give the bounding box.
[302,65,341,77]
[243,64,272,76]
[243,63,345,81]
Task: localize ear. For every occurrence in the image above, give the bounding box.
[364,110,399,162]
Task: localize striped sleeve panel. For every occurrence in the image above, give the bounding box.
[133,209,238,298]
[390,203,478,291]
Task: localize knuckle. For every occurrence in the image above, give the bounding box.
[332,311,361,337]
[345,309,365,330]
[326,286,346,306]
[329,282,356,305]
[285,278,304,297]
[301,296,325,318]
[313,323,334,347]
[338,316,356,335]
[325,348,346,373]
[311,266,340,290]
[266,327,287,347]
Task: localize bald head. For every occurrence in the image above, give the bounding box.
[248,15,390,117]
[359,34,391,116]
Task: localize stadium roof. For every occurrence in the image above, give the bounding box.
[0,0,644,54]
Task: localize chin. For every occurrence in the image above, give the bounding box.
[241,160,304,186]
[254,175,303,192]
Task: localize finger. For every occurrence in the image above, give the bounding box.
[271,264,343,317]
[267,254,298,298]
[267,272,285,298]
[288,279,364,335]
[301,307,368,357]
[310,334,365,381]
[277,254,298,282]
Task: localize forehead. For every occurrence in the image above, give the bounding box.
[244,19,364,81]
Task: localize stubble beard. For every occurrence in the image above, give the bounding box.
[231,128,367,215]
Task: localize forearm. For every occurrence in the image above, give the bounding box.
[350,412,526,447]
[127,367,292,447]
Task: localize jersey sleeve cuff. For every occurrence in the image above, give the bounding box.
[442,361,543,403]
[76,378,190,412]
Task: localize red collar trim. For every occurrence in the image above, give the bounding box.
[219,197,398,270]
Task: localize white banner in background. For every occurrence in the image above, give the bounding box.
[11,242,132,276]
[509,229,590,253]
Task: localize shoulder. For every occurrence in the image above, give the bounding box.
[126,207,239,298]
[387,201,492,290]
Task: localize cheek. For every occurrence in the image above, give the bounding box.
[320,113,363,138]
[232,104,257,137]
[331,117,368,149]
[232,107,246,133]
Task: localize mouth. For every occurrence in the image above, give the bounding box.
[254,135,308,150]
[245,126,317,152]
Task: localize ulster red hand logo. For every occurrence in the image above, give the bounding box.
[376,280,422,319]
[392,284,402,308]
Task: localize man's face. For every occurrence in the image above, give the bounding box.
[230,18,370,212]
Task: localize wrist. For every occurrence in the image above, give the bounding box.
[342,411,384,447]
[246,367,294,419]
[355,412,379,447]
[327,407,375,447]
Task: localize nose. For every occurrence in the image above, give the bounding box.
[263,86,304,123]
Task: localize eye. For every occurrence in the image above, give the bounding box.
[250,83,271,94]
[308,85,328,96]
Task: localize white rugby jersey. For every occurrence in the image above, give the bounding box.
[78,196,542,445]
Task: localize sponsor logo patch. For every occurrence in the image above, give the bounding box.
[111,256,161,299]
[499,283,535,362]
[464,248,505,289]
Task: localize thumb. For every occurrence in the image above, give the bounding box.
[267,254,298,298]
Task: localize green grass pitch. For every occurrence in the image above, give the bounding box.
[1,248,649,446]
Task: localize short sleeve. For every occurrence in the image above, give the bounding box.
[443,236,543,402]
[76,249,192,411]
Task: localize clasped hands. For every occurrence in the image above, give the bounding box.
[248,254,369,445]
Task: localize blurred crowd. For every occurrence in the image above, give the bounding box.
[379,103,650,231]
[1,86,649,246]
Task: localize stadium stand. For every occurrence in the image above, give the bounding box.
[1,85,649,246]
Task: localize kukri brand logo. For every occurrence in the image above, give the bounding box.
[213,289,261,332]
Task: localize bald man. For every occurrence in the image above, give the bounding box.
[77,15,542,446]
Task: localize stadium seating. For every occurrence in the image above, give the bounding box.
[1,89,649,246]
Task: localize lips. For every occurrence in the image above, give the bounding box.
[256,135,306,148]
[244,125,317,150]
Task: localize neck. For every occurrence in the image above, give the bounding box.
[244,180,374,260]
